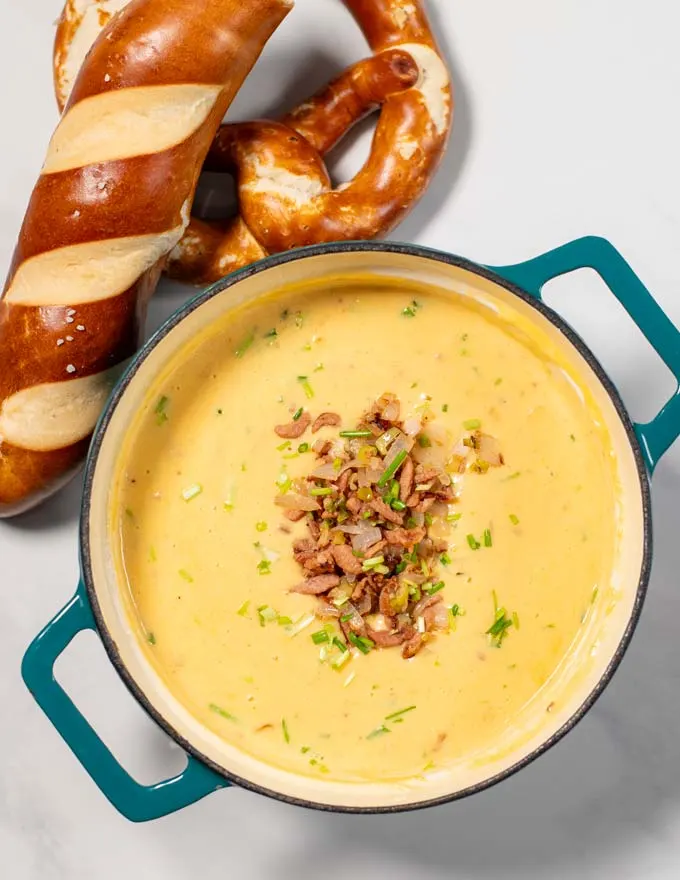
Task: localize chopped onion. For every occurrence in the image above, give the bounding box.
[425,604,451,631]
[413,594,442,618]
[364,613,392,632]
[429,501,449,518]
[477,433,503,467]
[311,458,362,480]
[382,433,415,472]
[382,400,400,422]
[274,494,319,511]
[403,417,422,437]
[351,525,382,554]
[335,524,364,535]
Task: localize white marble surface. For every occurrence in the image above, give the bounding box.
[2,0,680,877]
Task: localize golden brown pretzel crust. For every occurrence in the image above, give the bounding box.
[0,0,291,517]
[167,0,452,284]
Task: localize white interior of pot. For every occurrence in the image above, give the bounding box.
[86,250,646,809]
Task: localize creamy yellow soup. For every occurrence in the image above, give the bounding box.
[112,279,619,784]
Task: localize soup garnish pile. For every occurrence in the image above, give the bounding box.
[278,392,507,661]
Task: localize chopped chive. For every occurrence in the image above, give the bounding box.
[385,706,416,722]
[298,442,310,453]
[592,586,599,603]
[512,611,521,630]
[314,362,325,372]
[237,600,250,617]
[257,560,272,575]
[391,499,407,511]
[255,521,268,533]
[509,513,520,525]
[367,724,391,739]
[442,403,449,413]
[311,630,330,645]
[483,528,493,548]
[209,703,237,722]
[292,407,304,421]
[146,632,156,645]
[331,650,352,670]
[450,603,463,617]
[417,434,432,448]
[297,376,314,399]
[446,513,462,523]
[300,746,311,754]
[285,613,316,637]
[570,433,576,442]
[310,487,334,497]
[282,719,290,744]
[401,300,420,318]
[466,534,481,550]
[149,546,157,562]
[181,483,203,502]
[333,637,348,652]
[154,395,169,425]
[277,615,293,626]
[340,613,354,623]
[377,449,408,488]
[257,605,277,626]
[348,632,375,654]
[424,512,434,527]
[503,471,522,481]
[463,419,481,430]
[264,328,278,339]
[494,377,503,386]
[178,569,194,582]
[440,552,452,566]
[234,329,255,358]
[277,440,292,451]
[340,430,374,440]
[426,581,445,596]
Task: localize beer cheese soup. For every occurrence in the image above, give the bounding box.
[112,279,620,784]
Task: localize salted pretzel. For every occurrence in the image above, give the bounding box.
[0,0,291,516]
[54,0,453,284]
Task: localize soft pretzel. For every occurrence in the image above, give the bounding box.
[0,0,292,517]
[53,0,453,285]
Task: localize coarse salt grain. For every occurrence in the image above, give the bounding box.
[66,336,73,342]
[65,364,76,374]
[76,325,85,331]
[56,339,64,346]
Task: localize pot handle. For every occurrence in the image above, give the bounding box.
[489,235,680,473]
[21,583,228,822]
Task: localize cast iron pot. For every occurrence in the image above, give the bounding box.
[21,236,680,822]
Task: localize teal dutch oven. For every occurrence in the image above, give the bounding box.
[21,236,680,821]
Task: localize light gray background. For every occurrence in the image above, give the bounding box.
[2,1,680,877]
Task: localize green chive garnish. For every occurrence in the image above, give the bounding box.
[264,328,278,339]
[298,442,310,453]
[257,560,272,575]
[209,704,237,722]
[446,513,462,523]
[235,330,255,358]
[310,487,334,497]
[237,600,250,617]
[384,706,416,722]
[178,569,194,582]
[466,534,481,550]
[440,552,452,566]
[257,605,277,625]
[348,632,375,654]
[154,395,169,425]
[311,630,330,645]
[367,724,391,739]
[377,449,408,488]
[292,407,304,421]
[339,430,373,438]
[277,615,293,626]
[417,434,432,448]
[255,521,268,532]
[146,632,156,645]
[509,514,520,525]
[483,528,493,547]
[277,440,291,451]
[297,376,314,399]
[463,419,481,430]
[282,719,290,743]
[426,581,445,596]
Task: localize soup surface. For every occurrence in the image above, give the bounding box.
[113,279,619,784]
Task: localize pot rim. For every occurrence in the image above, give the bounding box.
[79,240,653,814]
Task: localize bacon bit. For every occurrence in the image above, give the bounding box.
[331,544,364,575]
[275,410,311,439]
[284,509,306,522]
[384,527,426,547]
[370,497,404,525]
[402,631,425,659]
[311,412,341,433]
[366,628,406,648]
[291,573,341,595]
[399,456,414,502]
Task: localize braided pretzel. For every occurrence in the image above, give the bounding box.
[54,0,453,285]
[0,0,291,517]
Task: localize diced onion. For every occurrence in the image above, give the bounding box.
[274,494,319,511]
[403,417,422,437]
